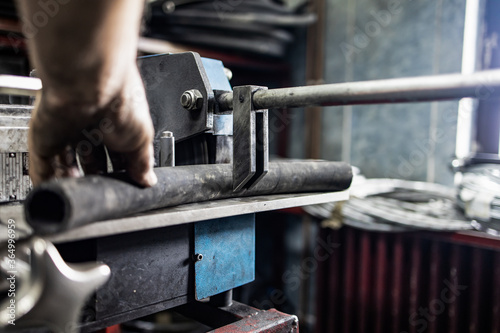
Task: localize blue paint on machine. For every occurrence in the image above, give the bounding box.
[201,57,232,91]
[194,214,255,300]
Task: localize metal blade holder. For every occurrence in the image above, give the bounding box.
[232,86,269,192]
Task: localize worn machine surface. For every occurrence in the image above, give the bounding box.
[0,52,499,332]
[0,52,353,332]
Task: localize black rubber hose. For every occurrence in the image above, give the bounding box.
[25,161,352,234]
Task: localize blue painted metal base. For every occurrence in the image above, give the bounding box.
[194,214,255,300]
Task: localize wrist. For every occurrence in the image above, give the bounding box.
[39,63,137,116]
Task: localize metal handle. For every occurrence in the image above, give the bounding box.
[0,237,110,333]
[217,69,500,111]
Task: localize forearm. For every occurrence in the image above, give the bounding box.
[16,0,144,109]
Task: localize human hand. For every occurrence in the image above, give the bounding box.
[28,67,158,187]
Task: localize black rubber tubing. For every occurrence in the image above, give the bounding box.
[25,161,352,234]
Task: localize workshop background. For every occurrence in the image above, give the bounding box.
[1,0,500,332]
[289,0,463,185]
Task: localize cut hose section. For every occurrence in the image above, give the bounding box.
[25,161,352,234]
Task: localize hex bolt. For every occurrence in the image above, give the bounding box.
[180,89,204,111]
[193,253,203,262]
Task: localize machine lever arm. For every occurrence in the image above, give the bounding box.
[217,69,500,111]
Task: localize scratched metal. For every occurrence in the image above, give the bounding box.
[0,127,28,152]
[0,116,30,127]
[194,214,255,300]
[0,104,33,117]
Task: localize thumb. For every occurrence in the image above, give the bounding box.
[124,143,157,187]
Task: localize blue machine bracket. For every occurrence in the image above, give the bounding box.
[201,57,232,92]
[194,214,255,300]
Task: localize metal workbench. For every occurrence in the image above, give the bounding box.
[0,191,348,332]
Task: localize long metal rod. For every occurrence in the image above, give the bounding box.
[455,0,483,161]
[25,161,352,234]
[217,69,500,111]
[5,70,500,107]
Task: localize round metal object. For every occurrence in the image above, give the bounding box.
[180,89,203,111]
[162,1,176,13]
[161,131,173,138]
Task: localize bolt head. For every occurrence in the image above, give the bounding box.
[181,92,193,108]
[161,131,173,138]
[163,1,176,13]
[181,90,204,111]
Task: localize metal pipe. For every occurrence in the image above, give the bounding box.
[455,0,483,162]
[217,69,500,111]
[25,161,352,234]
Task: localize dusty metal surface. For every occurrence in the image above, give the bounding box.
[232,86,269,191]
[217,69,500,111]
[176,300,298,333]
[0,116,30,127]
[25,161,352,234]
[0,191,348,243]
[138,52,214,155]
[0,191,349,243]
[0,105,33,117]
[209,308,298,333]
[95,224,190,320]
[194,214,255,300]
[0,127,28,152]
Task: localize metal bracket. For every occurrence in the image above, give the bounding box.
[138,52,214,164]
[232,86,269,192]
[193,214,255,301]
